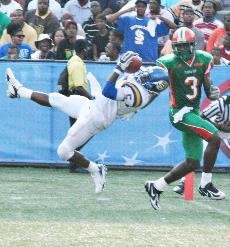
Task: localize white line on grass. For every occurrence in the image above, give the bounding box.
[193,201,230,217]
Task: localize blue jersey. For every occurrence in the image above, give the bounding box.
[0,43,33,59]
[116,16,169,62]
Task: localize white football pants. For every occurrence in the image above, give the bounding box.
[49,93,104,161]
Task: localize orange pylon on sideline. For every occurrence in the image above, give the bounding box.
[184,172,194,201]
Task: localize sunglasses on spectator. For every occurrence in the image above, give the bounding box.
[15,34,25,38]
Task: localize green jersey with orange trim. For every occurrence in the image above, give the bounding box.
[156,50,213,109]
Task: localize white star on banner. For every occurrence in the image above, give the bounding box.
[128,140,135,145]
[122,152,143,166]
[150,132,177,153]
[96,151,110,163]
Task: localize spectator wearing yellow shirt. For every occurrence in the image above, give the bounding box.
[0,9,37,50]
[66,39,93,172]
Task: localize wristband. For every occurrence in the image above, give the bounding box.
[114,68,122,75]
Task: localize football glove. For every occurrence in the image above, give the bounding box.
[117,51,139,72]
[210,85,220,100]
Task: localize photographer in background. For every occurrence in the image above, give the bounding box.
[58,39,93,173]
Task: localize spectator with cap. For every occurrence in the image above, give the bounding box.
[106,0,173,62]
[31,33,55,59]
[60,13,86,39]
[161,8,205,56]
[169,0,204,25]
[0,22,33,58]
[24,0,60,36]
[194,0,223,45]
[63,0,91,26]
[0,9,37,50]
[206,13,230,53]
[0,0,22,17]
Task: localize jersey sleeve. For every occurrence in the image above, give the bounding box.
[156,21,169,37]
[102,81,142,107]
[116,16,129,33]
[201,52,214,77]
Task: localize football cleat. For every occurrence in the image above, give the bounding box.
[173,180,184,195]
[199,182,225,200]
[91,164,107,193]
[145,181,162,210]
[6,67,22,98]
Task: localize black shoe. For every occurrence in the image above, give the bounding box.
[173,181,184,195]
[145,181,162,210]
[199,182,225,200]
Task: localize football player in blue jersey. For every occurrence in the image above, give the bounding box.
[6,51,169,194]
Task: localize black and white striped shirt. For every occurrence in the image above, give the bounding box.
[202,96,230,124]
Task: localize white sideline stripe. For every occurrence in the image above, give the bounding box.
[194,201,230,217]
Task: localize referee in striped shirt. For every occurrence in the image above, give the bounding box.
[202,95,230,139]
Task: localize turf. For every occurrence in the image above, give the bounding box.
[0,167,229,247]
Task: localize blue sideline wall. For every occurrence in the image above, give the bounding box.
[0,61,229,168]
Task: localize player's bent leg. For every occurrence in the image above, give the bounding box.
[68,151,107,193]
[49,93,91,119]
[164,159,200,184]
[57,117,107,193]
[203,133,221,173]
[200,133,225,200]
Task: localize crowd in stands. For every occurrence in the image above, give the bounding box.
[0,0,229,64]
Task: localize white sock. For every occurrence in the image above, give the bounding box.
[86,161,99,173]
[200,172,212,188]
[154,177,168,192]
[18,87,33,99]
[180,177,185,182]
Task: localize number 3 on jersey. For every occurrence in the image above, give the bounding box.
[185,76,198,100]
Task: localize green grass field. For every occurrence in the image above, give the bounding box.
[0,167,229,247]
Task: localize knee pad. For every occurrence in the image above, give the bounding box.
[57,142,74,161]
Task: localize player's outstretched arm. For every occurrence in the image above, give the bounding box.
[102,51,138,100]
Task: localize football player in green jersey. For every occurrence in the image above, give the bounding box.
[145,27,225,210]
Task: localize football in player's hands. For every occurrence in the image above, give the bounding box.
[125,56,142,73]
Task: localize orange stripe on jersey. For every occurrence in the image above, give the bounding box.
[122,82,142,107]
[182,122,214,141]
[169,70,176,107]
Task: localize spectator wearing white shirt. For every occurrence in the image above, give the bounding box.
[193,0,223,44]
[63,0,91,25]
[0,0,22,17]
